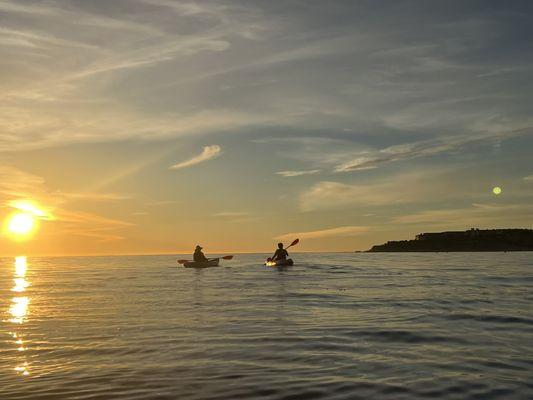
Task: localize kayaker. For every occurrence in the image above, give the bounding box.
[271,242,289,261]
[193,245,209,262]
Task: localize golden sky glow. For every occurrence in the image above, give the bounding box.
[0,1,532,255]
[3,201,50,242]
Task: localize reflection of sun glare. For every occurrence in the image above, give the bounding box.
[9,297,29,324]
[14,362,29,376]
[8,257,31,376]
[15,256,27,277]
[12,278,29,292]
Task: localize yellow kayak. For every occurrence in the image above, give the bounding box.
[183,258,220,268]
[265,258,294,267]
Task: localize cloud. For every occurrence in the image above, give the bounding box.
[298,166,495,212]
[392,203,533,228]
[148,200,179,206]
[335,128,532,172]
[212,211,250,218]
[56,192,131,202]
[524,175,533,182]
[0,165,130,204]
[169,145,222,170]
[0,0,268,151]
[0,166,48,200]
[276,226,368,241]
[0,165,133,242]
[71,35,230,79]
[7,199,54,218]
[299,180,409,212]
[211,211,259,223]
[39,207,134,242]
[276,169,320,177]
[1,0,532,157]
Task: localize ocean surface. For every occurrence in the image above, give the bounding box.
[1,252,533,399]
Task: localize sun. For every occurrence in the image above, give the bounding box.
[3,200,51,241]
[6,213,36,237]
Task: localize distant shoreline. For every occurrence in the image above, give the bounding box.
[366,228,533,252]
[361,250,533,253]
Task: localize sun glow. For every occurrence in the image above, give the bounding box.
[3,201,50,240]
[6,213,36,236]
[9,200,48,217]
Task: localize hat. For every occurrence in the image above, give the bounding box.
[195,245,203,250]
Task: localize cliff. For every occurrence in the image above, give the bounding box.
[367,228,533,252]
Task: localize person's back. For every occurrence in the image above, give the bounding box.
[193,245,208,262]
[272,243,288,261]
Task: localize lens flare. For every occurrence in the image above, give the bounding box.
[492,186,502,195]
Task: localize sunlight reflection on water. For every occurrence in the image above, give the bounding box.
[0,253,532,398]
[7,256,31,376]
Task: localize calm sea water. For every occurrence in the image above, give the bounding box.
[1,252,533,399]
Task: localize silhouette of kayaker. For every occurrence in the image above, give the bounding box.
[271,242,289,261]
[194,245,209,262]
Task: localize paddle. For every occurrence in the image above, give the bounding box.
[285,238,299,250]
[177,255,233,264]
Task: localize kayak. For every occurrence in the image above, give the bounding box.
[265,258,294,267]
[183,258,220,268]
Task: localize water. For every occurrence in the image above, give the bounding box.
[1,252,533,399]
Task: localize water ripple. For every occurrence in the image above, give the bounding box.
[1,253,532,399]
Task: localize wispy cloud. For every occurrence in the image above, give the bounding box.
[1,0,531,157]
[40,207,134,242]
[0,0,531,253]
[0,166,47,200]
[0,165,130,204]
[148,200,179,206]
[212,211,250,218]
[334,128,532,172]
[276,226,368,241]
[169,145,222,170]
[0,165,133,242]
[392,203,533,228]
[276,169,320,177]
[298,166,497,212]
[211,211,259,223]
[57,192,131,202]
[299,179,416,212]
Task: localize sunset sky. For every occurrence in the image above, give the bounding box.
[1,0,532,255]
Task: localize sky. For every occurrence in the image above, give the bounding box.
[0,0,532,255]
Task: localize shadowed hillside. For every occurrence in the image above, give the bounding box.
[368,229,533,252]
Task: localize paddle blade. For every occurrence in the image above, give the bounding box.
[290,238,299,247]
[222,255,234,260]
[177,259,189,264]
